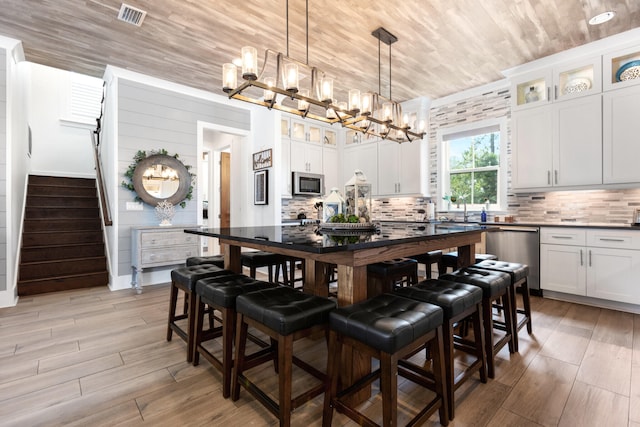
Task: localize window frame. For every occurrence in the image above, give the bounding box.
[437,118,507,212]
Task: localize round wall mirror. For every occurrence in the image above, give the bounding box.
[132,154,192,206]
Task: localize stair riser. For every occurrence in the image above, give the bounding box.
[20,258,107,280]
[17,272,109,296]
[23,219,102,232]
[28,185,97,197]
[23,232,103,247]
[27,196,99,208]
[25,208,100,219]
[29,176,96,188]
[21,244,106,262]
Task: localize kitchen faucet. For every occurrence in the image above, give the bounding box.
[463,200,468,222]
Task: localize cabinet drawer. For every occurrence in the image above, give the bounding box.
[540,227,586,245]
[140,245,198,267]
[140,231,197,247]
[586,229,640,250]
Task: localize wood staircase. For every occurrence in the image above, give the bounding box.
[18,175,108,296]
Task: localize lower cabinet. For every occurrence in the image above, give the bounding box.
[540,227,640,305]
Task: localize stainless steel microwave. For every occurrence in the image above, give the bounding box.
[292,171,324,196]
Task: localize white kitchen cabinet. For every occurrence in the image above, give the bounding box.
[540,227,640,304]
[323,145,338,194]
[510,56,601,112]
[602,85,640,184]
[341,142,378,195]
[602,44,640,92]
[280,138,292,197]
[377,139,426,196]
[291,140,322,174]
[512,94,602,190]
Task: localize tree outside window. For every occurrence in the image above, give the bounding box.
[439,120,505,211]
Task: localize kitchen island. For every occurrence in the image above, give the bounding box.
[185,222,491,403]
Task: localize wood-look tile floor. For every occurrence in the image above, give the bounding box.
[1,281,639,427]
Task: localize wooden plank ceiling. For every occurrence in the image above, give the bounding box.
[0,0,638,101]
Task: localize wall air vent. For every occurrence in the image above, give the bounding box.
[117,3,147,27]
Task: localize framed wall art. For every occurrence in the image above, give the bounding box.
[252,148,272,170]
[254,170,268,205]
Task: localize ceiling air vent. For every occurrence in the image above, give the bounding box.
[117,3,147,27]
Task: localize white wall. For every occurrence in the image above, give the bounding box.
[28,63,98,178]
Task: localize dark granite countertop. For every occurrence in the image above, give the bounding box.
[186,222,491,253]
[375,220,640,230]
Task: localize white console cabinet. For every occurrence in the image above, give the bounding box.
[131,225,199,292]
[540,227,640,305]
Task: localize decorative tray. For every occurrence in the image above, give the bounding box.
[318,222,377,232]
[616,60,640,82]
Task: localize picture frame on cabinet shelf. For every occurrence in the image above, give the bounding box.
[253,148,272,170]
[254,170,268,205]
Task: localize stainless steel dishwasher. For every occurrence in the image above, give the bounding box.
[486,225,541,295]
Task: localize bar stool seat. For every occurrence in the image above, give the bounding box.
[395,279,486,420]
[241,251,289,285]
[323,293,449,426]
[439,252,497,275]
[193,273,277,398]
[410,250,443,279]
[473,260,531,351]
[232,286,336,427]
[167,264,231,362]
[367,257,418,295]
[440,267,514,378]
[186,255,225,268]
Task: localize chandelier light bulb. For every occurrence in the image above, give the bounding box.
[241,46,258,80]
[222,63,237,92]
[383,102,393,122]
[361,92,372,115]
[284,63,299,92]
[320,77,333,102]
[263,76,275,102]
[348,89,361,112]
[298,89,310,111]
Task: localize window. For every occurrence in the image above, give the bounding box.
[438,119,506,211]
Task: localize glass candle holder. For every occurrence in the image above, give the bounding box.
[241,46,258,80]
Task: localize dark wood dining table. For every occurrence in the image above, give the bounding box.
[185,221,490,403]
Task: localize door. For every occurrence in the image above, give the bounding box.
[587,247,640,304]
[220,152,230,228]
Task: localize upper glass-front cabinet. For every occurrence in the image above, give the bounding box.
[511,57,601,111]
[603,45,640,91]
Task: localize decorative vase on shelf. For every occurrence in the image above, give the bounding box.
[524,86,539,103]
[156,200,175,226]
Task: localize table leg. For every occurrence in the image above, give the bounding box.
[303,259,329,297]
[223,244,242,273]
[337,264,371,405]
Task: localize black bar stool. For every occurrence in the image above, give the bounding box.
[232,286,336,427]
[367,258,418,295]
[323,293,448,427]
[439,252,497,275]
[473,260,531,352]
[241,251,289,285]
[410,250,443,279]
[186,255,225,268]
[167,264,231,362]
[440,267,514,378]
[395,279,486,420]
[193,273,277,398]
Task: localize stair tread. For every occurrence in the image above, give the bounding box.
[21,256,106,265]
[18,271,108,284]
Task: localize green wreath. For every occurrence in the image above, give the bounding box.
[121,149,195,208]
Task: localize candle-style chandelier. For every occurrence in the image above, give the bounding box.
[221,1,425,143]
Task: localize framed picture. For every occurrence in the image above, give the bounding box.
[253,148,272,170]
[633,208,640,225]
[254,170,268,205]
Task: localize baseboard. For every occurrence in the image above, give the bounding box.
[542,290,640,314]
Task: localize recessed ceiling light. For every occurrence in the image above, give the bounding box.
[589,11,615,25]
